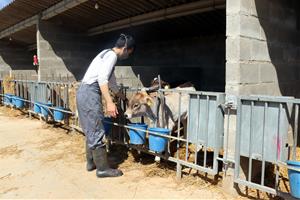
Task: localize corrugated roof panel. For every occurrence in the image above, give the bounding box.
[0,0,61,31]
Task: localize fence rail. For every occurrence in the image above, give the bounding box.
[0,79,299,197]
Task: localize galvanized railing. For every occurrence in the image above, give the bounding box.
[1,79,299,197]
[0,79,75,123]
[98,86,226,178]
[234,95,299,195]
[0,79,3,105]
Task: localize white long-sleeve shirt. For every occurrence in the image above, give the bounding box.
[81,49,119,93]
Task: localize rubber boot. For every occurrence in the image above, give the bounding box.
[92,146,123,178]
[86,142,96,171]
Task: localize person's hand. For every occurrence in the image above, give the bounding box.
[107,101,118,118]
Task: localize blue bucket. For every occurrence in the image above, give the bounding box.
[34,103,41,113]
[3,94,10,105]
[287,160,300,198]
[128,123,148,145]
[148,127,170,153]
[11,95,16,106]
[103,117,112,136]
[53,107,65,121]
[41,103,52,118]
[14,97,24,109]
[4,94,13,105]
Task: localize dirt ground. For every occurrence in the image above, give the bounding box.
[0,106,286,199]
[0,107,231,199]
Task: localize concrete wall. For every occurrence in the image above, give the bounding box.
[224,0,300,195]
[37,21,98,81]
[0,42,37,80]
[37,20,225,91]
[226,0,300,97]
[117,35,225,91]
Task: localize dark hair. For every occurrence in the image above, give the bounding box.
[115,34,135,49]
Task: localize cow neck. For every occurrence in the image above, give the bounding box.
[149,95,163,127]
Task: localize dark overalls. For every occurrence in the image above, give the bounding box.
[76,50,113,150]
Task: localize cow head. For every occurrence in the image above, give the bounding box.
[124,92,156,120]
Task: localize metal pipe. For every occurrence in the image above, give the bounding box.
[293,104,299,160]
[203,95,209,168]
[234,97,242,180]
[248,101,254,182]
[275,103,282,190]
[195,94,201,164]
[176,92,182,179]
[261,102,268,186]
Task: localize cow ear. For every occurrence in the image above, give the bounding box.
[145,96,153,106]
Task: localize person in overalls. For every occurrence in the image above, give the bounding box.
[76,34,135,178]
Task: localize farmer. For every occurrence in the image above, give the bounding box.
[76,34,135,178]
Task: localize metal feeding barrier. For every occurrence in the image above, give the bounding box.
[0,79,75,123]
[0,79,3,104]
[234,95,300,195]
[102,85,226,178]
[1,78,300,197]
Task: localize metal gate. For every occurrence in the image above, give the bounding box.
[106,87,225,177]
[234,95,297,194]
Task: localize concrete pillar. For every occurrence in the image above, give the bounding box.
[36,21,97,82]
[224,0,300,195]
[226,0,300,98]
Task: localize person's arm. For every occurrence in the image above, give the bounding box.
[108,72,126,101]
[97,52,118,117]
[100,84,118,118]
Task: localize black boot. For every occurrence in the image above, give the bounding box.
[86,142,96,171]
[92,146,123,178]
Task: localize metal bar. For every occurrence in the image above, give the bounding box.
[234,98,242,180]
[176,92,182,179]
[275,103,282,190]
[203,95,209,168]
[248,101,254,182]
[110,140,217,175]
[261,102,267,186]
[235,179,276,195]
[239,95,295,104]
[293,104,299,160]
[224,105,231,174]
[105,121,187,142]
[194,94,201,164]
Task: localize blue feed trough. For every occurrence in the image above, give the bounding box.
[14,97,25,109]
[34,103,41,113]
[103,117,112,136]
[128,123,148,145]
[53,107,65,122]
[41,103,52,118]
[287,160,300,198]
[148,127,170,153]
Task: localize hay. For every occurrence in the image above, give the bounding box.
[0,106,24,118]
[38,128,85,163]
[0,145,23,158]
[3,75,15,94]
[68,81,79,114]
[68,81,120,117]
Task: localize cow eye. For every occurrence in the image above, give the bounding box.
[133,103,139,109]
